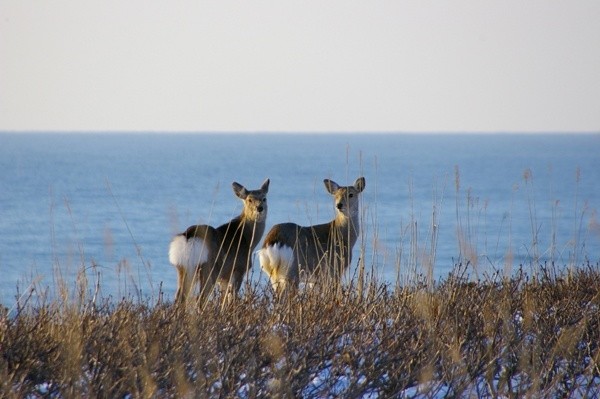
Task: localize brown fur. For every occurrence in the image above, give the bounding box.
[170,179,269,304]
[259,177,365,293]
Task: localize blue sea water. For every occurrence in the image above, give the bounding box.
[1,133,599,308]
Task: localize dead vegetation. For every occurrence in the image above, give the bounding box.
[1,263,599,398]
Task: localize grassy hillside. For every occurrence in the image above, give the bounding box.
[1,263,599,398]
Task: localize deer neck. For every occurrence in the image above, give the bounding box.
[332,211,360,249]
[238,213,266,251]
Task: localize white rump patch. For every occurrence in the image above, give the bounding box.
[258,244,294,276]
[169,235,209,272]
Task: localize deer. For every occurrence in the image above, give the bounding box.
[258,177,365,294]
[169,179,269,305]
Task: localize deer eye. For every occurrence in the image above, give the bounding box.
[349,193,354,198]
[262,198,267,202]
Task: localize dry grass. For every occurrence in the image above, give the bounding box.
[1,263,599,398]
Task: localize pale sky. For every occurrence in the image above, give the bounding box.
[1,1,599,133]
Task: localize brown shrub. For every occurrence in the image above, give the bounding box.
[1,264,599,398]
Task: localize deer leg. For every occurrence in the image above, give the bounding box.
[175,265,193,304]
[197,268,217,307]
[222,271,245,305]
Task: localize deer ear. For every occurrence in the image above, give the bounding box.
[232,182,248,199]
[261,178,270,193]
[354,177,366,193]
[323,179,339,194]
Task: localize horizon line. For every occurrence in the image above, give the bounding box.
[1,130,599,135]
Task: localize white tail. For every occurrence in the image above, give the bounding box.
[168,235,209,271]
[259,177,365,294]
[258,243,295,293]
[169,178,270,304]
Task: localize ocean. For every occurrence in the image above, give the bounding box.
[1,133,599,308]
